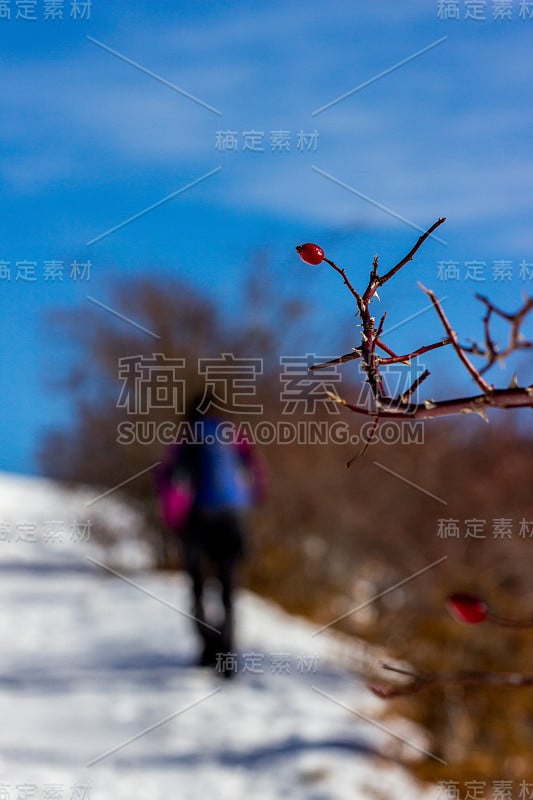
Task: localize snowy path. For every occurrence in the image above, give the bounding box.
[0,473,436,799]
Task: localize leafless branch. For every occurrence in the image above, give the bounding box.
[419,283,492,393]
[301,219,533,428]
[369,663,533,698]
[461,295,533,374]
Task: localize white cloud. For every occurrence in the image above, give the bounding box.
[0,2,531,242]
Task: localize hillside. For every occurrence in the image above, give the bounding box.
[0,471,437,799]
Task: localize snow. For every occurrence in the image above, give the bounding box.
[0,471,437,799]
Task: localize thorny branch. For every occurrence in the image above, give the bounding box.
[305,218,533,432]
[369,663,533,699]
[462,294,533,374]
[298,224,533,703]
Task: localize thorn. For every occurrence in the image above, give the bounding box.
[508,374,520,389]
[423,400,436,410]
[326,390,346,405]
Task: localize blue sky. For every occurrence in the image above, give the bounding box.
[1,0,532,474]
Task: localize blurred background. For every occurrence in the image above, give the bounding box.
[1,0,532,794]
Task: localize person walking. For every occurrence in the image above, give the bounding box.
[155,392,265,676]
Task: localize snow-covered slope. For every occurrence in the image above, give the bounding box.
[0,471,437,799]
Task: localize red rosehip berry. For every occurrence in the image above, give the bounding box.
[368,683,398,699]
[447,593,488,625]
[296,242,324,266]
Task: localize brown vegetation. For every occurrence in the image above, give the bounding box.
[39,270,533,791]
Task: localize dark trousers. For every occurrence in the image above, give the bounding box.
[181,508,245,659]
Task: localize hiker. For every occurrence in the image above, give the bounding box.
[155,392,266,675]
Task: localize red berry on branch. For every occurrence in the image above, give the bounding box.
[447,592,488,624]
[368,683,399,699]
[296,243,324,265]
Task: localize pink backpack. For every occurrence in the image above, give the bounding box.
[157,450,194,531]
[159,481,193,530]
